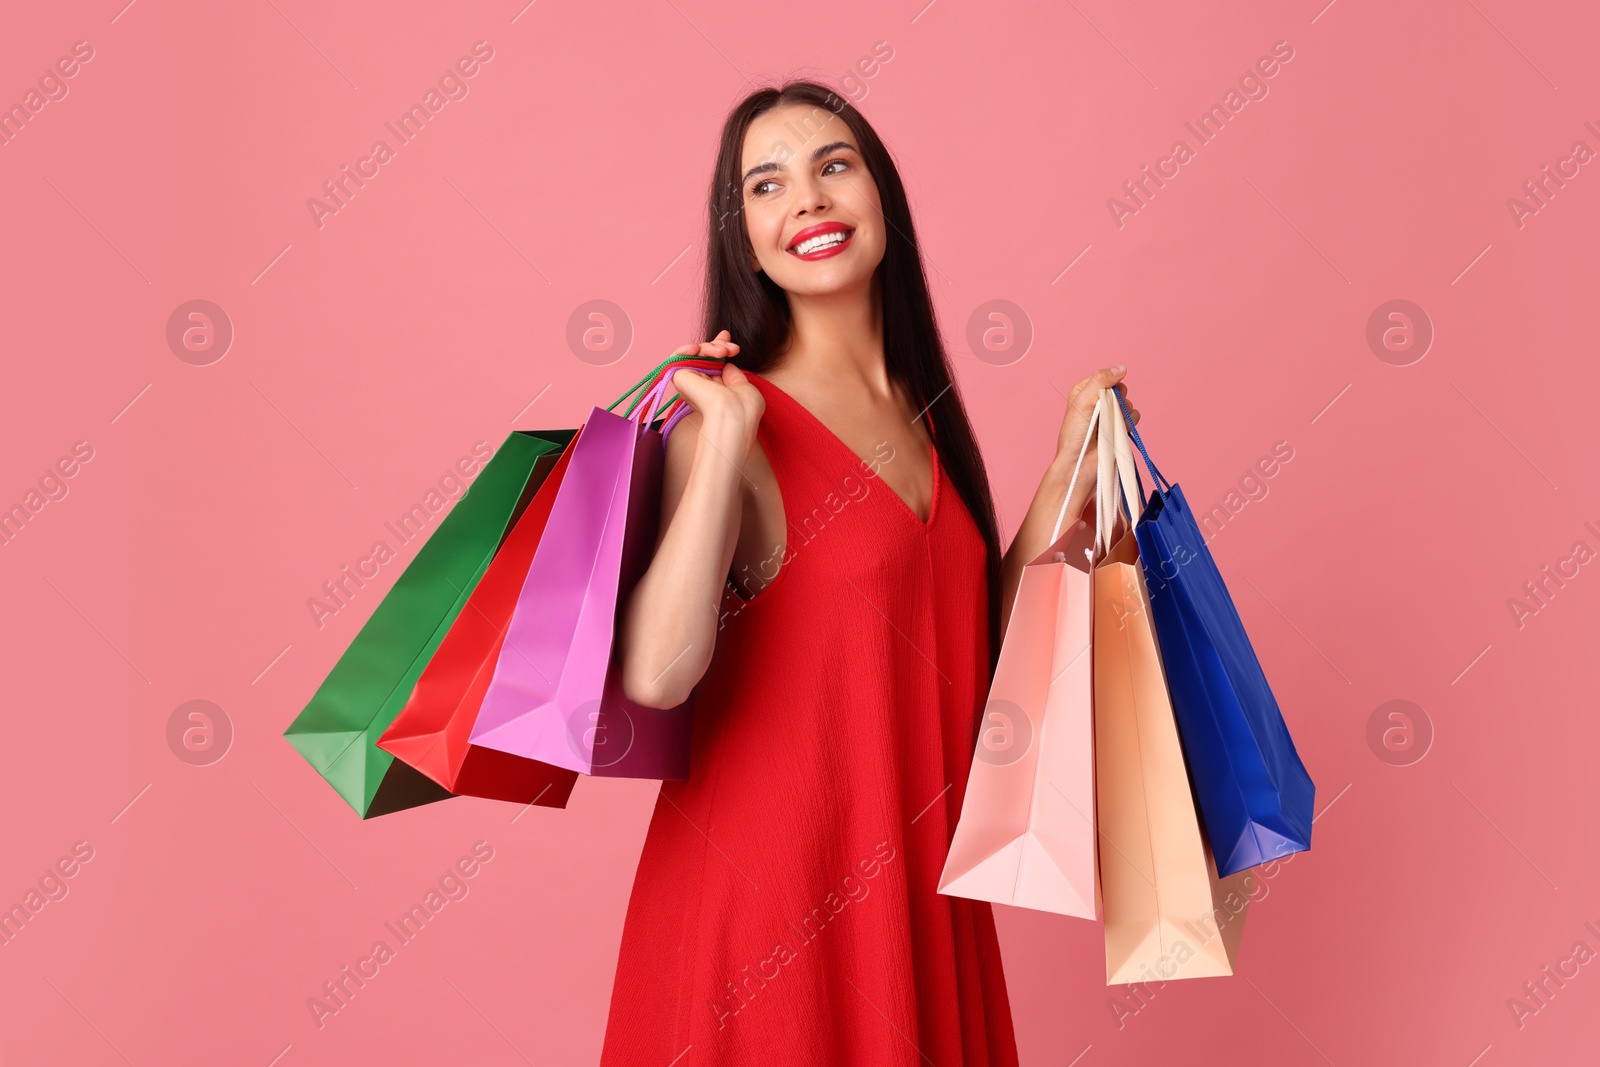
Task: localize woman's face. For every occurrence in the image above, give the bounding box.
[738,104,885,296]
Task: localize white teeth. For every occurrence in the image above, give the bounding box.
[792,230,851,255]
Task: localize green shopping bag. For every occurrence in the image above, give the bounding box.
[284,429,576,818]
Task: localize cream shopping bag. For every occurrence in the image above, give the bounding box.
[1093,388,1251,983]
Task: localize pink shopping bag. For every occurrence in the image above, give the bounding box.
[468,374,693,778]
[938,395,1114,918]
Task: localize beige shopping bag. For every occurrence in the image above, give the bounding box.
[1093,387,1251,984]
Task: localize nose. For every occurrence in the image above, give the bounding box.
[795,176,830,216]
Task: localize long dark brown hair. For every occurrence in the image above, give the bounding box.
[698,80,1004,682]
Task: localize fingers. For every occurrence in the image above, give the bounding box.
[1123,396,1140,426]
[1107,381,1138,425]
[668,365,716,402]
[1101,381,1140,426]
[665,331,742,409]
[1095,365,1127,390]
[672,330,739,359]
[674,330,739,365]
[1069,364,1128,405]
[703,329,733,353]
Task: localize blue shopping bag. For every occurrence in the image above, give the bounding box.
[1109,389,1315,877]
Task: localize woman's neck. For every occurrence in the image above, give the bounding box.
[771,275,889,396]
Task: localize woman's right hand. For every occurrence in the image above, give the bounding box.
[666,330,764,456]
[617,330,761,709]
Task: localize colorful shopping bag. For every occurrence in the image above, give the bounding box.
[284,430,571,818]
[938,394,1110,918]
[467,359,726,778]
[1112,388,1315,877]
[376,432,583,806]
[1094,389,1250,984]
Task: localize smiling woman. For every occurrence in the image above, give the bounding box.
[599,79,1130,1067]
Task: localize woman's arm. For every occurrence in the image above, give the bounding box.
[617,334,764,709]
[997,365,1133,638]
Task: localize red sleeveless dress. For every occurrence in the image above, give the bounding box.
[600,369,1019,1066]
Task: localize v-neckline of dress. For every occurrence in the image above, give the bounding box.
[755,371,941,529]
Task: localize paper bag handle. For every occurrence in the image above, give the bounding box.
[1101,386,1145,531]
[1094,389,1118,557]
[629,359,728,443]
[1112,387,1171,499]
[1050,392,1104,546]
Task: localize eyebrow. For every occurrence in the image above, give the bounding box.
[740,140,858,187]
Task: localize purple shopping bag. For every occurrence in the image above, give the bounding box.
[468,375,694,778]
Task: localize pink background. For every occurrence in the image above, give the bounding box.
[2,0,1597,1064]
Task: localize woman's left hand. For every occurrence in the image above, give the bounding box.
[1053,365,1138,517]
[1056,365,1138,465]
[998,364,1142,634]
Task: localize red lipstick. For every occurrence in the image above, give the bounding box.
[786,221,855,260]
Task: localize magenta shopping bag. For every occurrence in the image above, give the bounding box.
[468,372,697,778]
